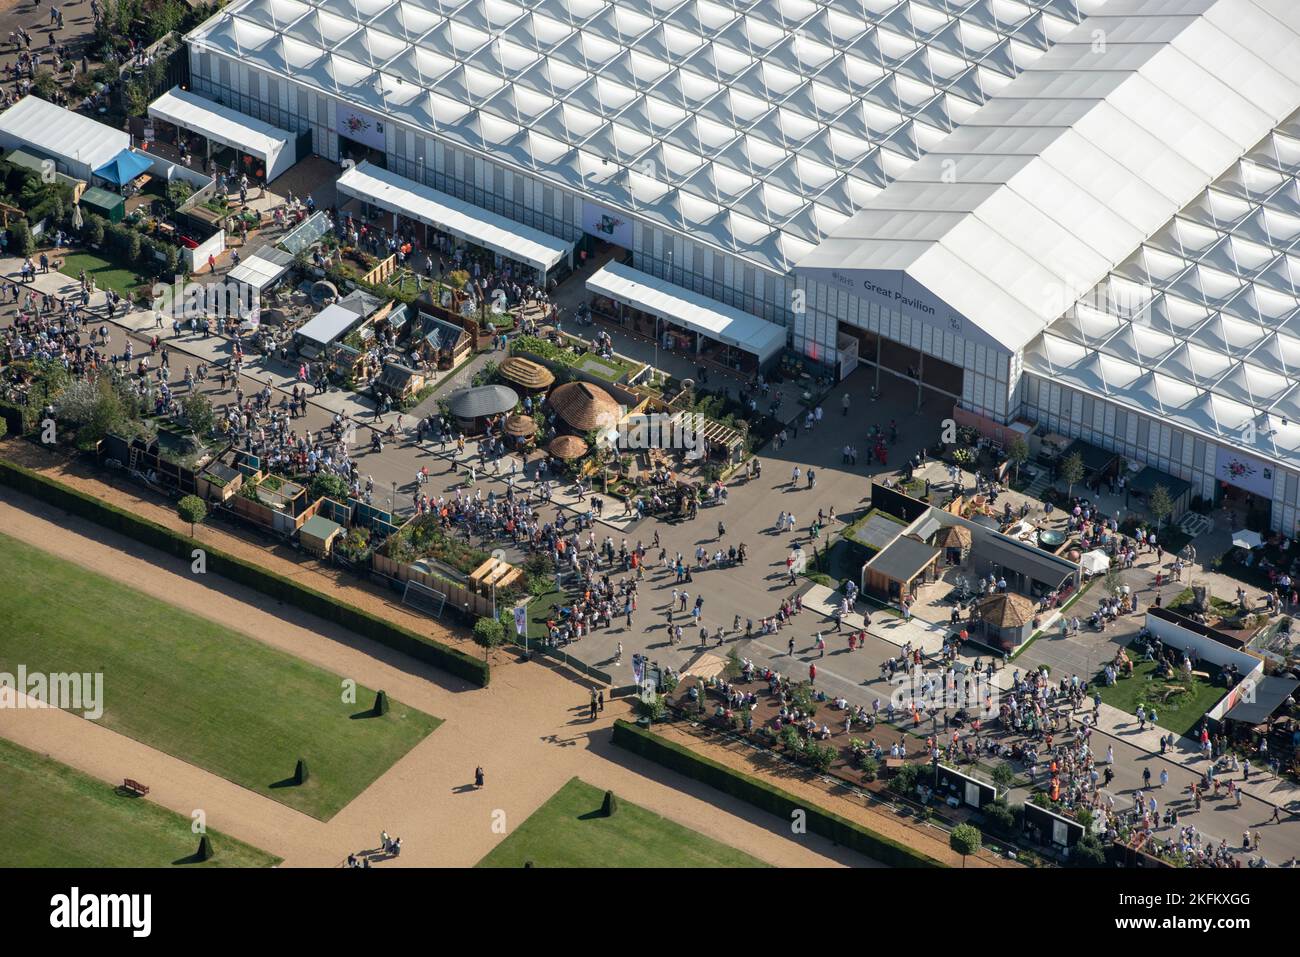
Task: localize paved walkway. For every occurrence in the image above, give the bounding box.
[0,491,859,868]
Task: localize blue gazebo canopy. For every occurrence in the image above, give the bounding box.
[93,148,152,186]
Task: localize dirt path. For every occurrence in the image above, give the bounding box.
[0,488,864,868]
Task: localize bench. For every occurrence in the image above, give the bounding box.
[884,758,906,772]
[122,778,150,797]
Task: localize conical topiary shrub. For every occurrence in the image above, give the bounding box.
[523,860,534,868]
[197,835,213,861]
[294,759,309,785]
[373,690,389,716]
[601,790,618,817]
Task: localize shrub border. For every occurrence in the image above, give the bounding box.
[611,719,944,868]
[0,458,489,687]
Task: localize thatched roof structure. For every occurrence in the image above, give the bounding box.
[547,381,620,432]
[932,524,972,549]
[498,356,555,391]
[504,413,538,438]
[547,434,589,460]
[448,384,518,419]
[976,592,1035,628]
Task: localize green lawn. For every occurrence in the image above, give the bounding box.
[0,737,280,867]
[476,777,767,868]
[58,251,147,299]
[1094,650,1226,737]
[525,584,566,641]
[0,532,441,820]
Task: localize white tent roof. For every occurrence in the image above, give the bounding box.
[148,87,295,178]
[0,95,129,177]
[1080,550,1110,576]
[297,302,362,346]
[227,247,293,292]
[337,161,572,272]
[1026,83,1300,472]
[799,0,1300,352]
[189,0,1090,276]
[587,260,786,362]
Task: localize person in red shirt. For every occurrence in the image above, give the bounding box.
[808,663,816,685]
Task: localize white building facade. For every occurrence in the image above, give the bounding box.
[182,0,1300,534]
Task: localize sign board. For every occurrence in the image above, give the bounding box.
[798,265,1011,353]
[1022,802,1084,848]
[935,765,996,809]
[1215,447,1274,498]
[582,200,633,248]
[334,102,386,152]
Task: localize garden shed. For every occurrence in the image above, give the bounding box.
[863,534,942,604]
[974,592,1037,650]
[299,515,344,558]
[79,186,125,223]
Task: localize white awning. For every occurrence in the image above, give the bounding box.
[336,161,572,274]
[297,303,361,346]
[148,87,296,181]
[227,247,292,292]
[587,261,787,364]
[0,95,129,182]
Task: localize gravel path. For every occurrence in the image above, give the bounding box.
[0,482,861,868]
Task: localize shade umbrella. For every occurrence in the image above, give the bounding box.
[1232,529,1263,550]
[71,203,83,230]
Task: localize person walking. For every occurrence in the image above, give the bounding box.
[809,662,817,685]
[474,766,485,788]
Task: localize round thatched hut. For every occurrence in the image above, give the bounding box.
[974,592,1036,650]
[547,381,620,434]
[547,434,589,461]
[498,356,556,393]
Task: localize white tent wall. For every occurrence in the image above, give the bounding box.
[148,87,298,182]
[0,96,129,182]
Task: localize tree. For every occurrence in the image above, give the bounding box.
[177,494,207,536]
[181,393,215,438]
[310,472,350,503]
[1149,484,1174,531]
[196,835,213,862]
[1007,434,1029,483]
[1059,451,1085,498]
[372,690,389,716]
[472,616,506,648]
[1071,834,1107,868]
[166,179,194,211]
[293,758,309,785]
[991,762,1016,792]
[949,823,982,868]
[9,219,34,257]
[601,790,619,817]
[83,214,105,247]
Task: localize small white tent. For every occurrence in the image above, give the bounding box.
[1080,550,1110,577]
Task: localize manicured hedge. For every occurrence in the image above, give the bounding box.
[0,458,489,687]
[611,719,944,868]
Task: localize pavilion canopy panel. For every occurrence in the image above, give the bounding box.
[186,0,1088,276]
[336,161,573,273]
[586,260,786,363]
